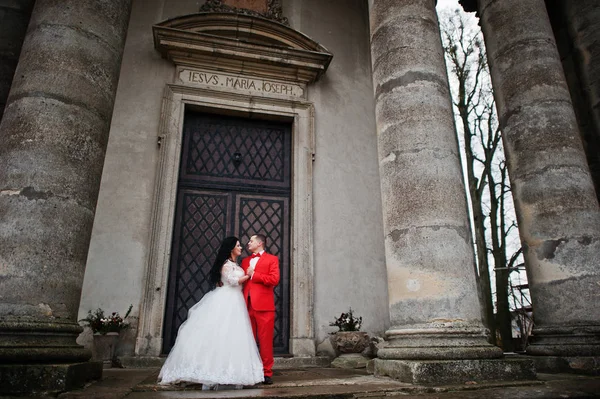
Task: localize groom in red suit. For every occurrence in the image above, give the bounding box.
[242,234,279,385]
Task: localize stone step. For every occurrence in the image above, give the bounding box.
[119,355,332,369]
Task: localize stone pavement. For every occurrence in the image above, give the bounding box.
[3,367,599,399]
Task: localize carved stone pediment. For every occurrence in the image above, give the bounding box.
[153,13,333,84]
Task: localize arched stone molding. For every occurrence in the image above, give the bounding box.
[136,12,331,358]
[153,12,332,83]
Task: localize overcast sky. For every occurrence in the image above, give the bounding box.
[436,0,479,30]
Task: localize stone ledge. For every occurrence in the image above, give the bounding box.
[529,355,600,375]
[374,358,536,385]
[119,355,331,369]
[120,356,165,368]
[274,356,331,369]
[0,361,102,395]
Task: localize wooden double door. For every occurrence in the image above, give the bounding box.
[163,111,291,355]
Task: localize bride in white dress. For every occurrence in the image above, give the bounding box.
[158,236,264,387]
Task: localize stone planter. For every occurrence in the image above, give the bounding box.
[330,331,370,355]
[92,332,119,365]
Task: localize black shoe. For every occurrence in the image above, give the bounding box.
[263,376,273,385]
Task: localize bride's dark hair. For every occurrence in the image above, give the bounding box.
[208,236,239,289]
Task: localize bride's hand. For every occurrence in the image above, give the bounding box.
[239,275,250,284]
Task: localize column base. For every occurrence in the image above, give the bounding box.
[529,355,600,375]
[0,361,103,395]
[526,325,600,357]
[377,324,504,360]
[373,358,537,384]
[0,319,91,363]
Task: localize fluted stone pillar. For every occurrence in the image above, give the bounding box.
[368,0,535,384]
[0,0,131,394]
[477,0,600,361]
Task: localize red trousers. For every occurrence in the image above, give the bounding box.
[247,303,275,377]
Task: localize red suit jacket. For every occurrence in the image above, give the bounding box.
[241,253,280,311]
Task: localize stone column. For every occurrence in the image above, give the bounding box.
[477,0,600,360]
[0,0,131,394]
[369,0,533,384]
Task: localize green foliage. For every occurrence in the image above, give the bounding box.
[329,308,362,333]
[80,304,133,334]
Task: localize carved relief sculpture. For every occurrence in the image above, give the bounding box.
[200,0,289,25]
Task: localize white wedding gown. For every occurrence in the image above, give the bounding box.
[158,260,264,386]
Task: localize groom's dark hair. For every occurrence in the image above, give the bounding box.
[254,233,267,248]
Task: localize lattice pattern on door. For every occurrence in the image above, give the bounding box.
[182,116,289,186]
[237,196,289,353]
[163,191,229,352]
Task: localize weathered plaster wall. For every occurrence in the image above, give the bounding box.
[79,0,388,355]
[284,0,389,350]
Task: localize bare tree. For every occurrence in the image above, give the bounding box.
[439,9,524,351]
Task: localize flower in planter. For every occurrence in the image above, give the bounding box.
[80,304,133,334]
[329,308,362,333]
